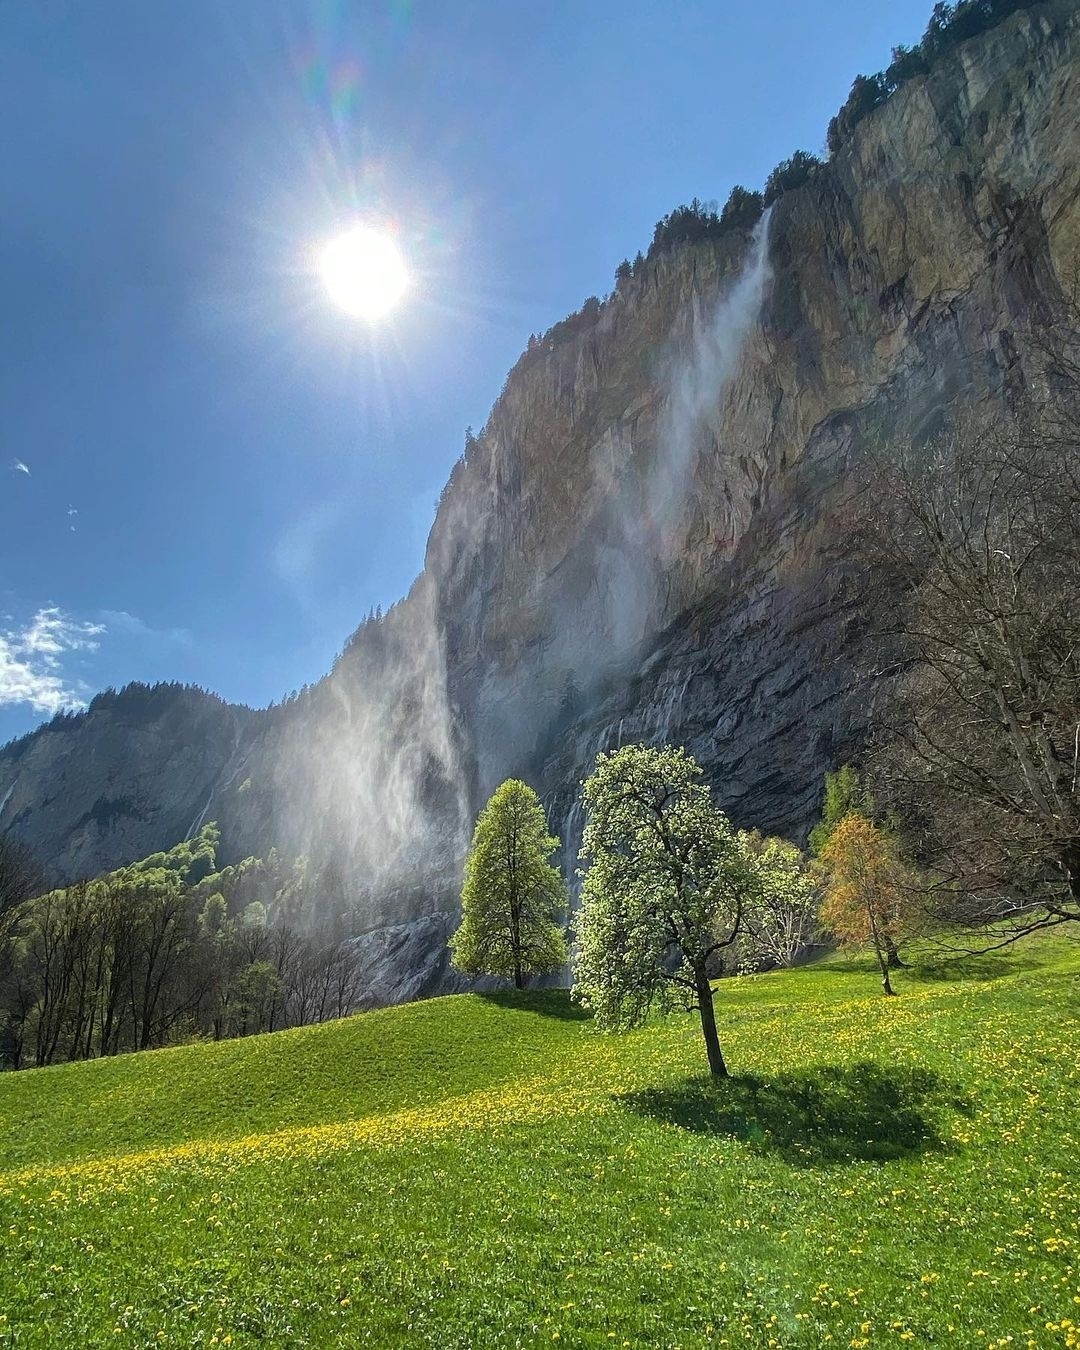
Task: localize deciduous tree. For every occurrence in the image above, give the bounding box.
[450,779,568,989]
[818,815,911,996]
[573,745,757,1077]
[856,412,1080,944]
[809,766,904,968]
[738,831,817,971]
[808,766,875,858]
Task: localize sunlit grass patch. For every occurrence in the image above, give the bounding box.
[1,936,1078,1346]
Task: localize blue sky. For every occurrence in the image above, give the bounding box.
[0,0,930,745]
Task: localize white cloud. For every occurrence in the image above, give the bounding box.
[0,607,105,714]
[10,459,30,476]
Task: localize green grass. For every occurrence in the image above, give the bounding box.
[1,937,1079,1348]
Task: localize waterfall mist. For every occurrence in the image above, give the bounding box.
[238,212,775,921]
[464,208,776,855]
[652,206,774,535]
[253,575,471,923]
[559,209,775,696]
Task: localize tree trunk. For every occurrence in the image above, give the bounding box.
[884,934,905,969]
[872,938,896,995]
[510,893,524,989]
[1062,841,1080,904]
[694,967,728,1077]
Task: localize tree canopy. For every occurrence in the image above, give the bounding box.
[0,825,366,1069]
[827,0,1043,154]
[573,745,757,1076]
[450,779,568,989]
[818,814,912,996]
[737,831,818,972]
[762,151,821,207]
[809,765,876,857]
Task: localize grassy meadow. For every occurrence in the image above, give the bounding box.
[1,937,1078,1347]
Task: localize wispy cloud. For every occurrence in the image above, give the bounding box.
[99,609,192,647]
[0,607,105,714]
[272,497,348,606]
[10,459,30,476]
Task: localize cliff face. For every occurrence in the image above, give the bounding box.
[0,687,256,878]
[432,0,1080,851]
[2,2,1078,984]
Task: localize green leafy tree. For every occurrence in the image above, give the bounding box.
[197,892,238,1040]
[450,780,568,989]
[808,765,876,857]
[738,831,818,970]
[0,823,362,1068]
[573,745,758,1077]
[234,960,283,1035]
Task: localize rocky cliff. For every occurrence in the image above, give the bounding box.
[2,0,1078,995]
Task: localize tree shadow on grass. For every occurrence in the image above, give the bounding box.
[620,1062,971,1166]
[903,951,1045,983]
[477,988,591,1022]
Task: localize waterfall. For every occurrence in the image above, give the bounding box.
[652,205,774,532]
[648,669,694,743]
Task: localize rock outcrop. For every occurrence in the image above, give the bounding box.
[2,0,1078,1000]
[0,685,256,879]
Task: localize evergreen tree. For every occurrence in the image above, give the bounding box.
[762,149,822,206]
[718,185,764,233]
[450,780,569,989]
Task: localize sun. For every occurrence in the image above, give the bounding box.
[318,225,409,321]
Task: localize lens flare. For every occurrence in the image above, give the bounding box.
[318,225,409,321]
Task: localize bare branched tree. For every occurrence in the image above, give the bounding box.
[854,403,1080,944]
[0,834,44,927]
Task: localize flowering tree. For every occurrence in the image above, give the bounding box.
[737,831,818,971]
[573,745,758,1077]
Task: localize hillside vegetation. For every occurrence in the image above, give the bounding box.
[1,939,1078,1347]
